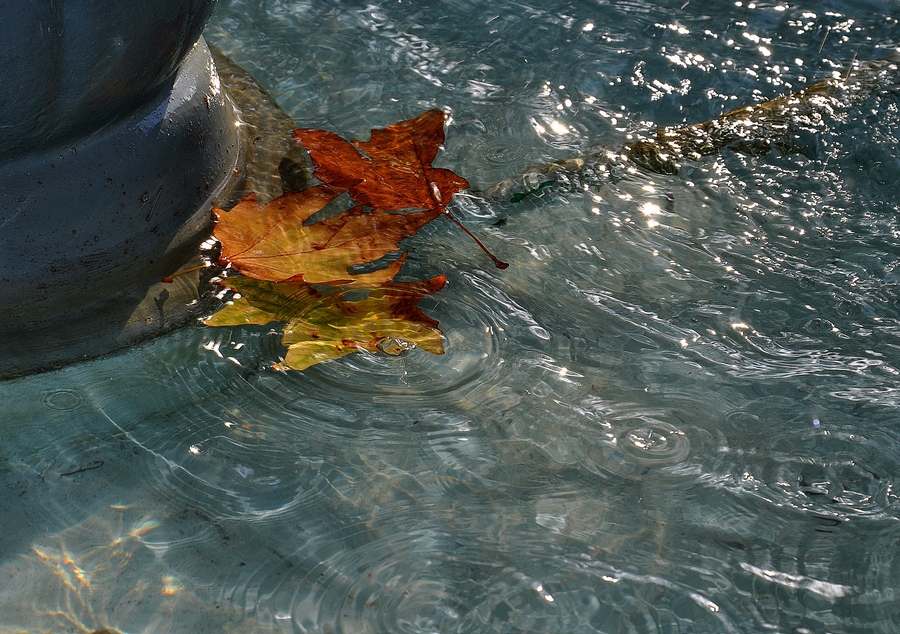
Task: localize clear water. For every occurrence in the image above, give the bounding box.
[2,1,900,632]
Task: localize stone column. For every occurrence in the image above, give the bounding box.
[0,0,242,376]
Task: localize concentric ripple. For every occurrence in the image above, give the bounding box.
[40,388,85,412]
[616,420,691,467]
[305,287,503,401]
[231,523,743,634]
[566,390,732,484]
[317,533,463,634]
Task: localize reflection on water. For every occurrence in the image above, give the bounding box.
[2,0,900,632]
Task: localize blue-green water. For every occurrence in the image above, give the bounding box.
[2,1,900,632]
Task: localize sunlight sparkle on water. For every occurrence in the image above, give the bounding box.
[549,120,570,135]
[641,201,662,228]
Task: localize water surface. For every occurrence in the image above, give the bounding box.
[1,1,899,632]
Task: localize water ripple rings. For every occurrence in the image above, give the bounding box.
[64,329,339,521]
[717,401,900,522]
[305,281,505,401]
[262,530,467,634]
[40,388,85,412]
[576,416,694,483]
[616,420,691,467]
[242,530,741,634]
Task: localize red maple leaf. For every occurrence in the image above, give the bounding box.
[292,109,470,211]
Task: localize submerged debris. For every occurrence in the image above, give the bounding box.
[485,49,900,200]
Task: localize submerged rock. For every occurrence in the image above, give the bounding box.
[485,49,900,200]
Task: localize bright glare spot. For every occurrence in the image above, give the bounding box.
[642,184,656,193]
[731,322,749,330]
[549,120,570,135]
[189,445,201,455]
[558,367,568,377]
[532,121,547,135]
[203,340,223,358]
[656,22,689,35]
[680,339,689,347]
[647,218,660,228]
[759,46,771,57]
[641,202,662,215]
[532,582,555,602]
[162,574,184,597]
[591,207,601,215]
[132,519,161,537]
[583,22,594,31]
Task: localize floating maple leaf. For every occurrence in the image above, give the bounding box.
[205,274,446,370]
[293,109,470,211]
[212,185,439,285]
[295,110,508,269]
[202,109,507,370]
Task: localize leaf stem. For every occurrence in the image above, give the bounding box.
[443,210,509,269]
[161,263,208,283]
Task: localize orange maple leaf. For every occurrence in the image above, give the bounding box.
[212,185,440,285]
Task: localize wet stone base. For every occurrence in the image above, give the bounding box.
[0,46,312,379]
